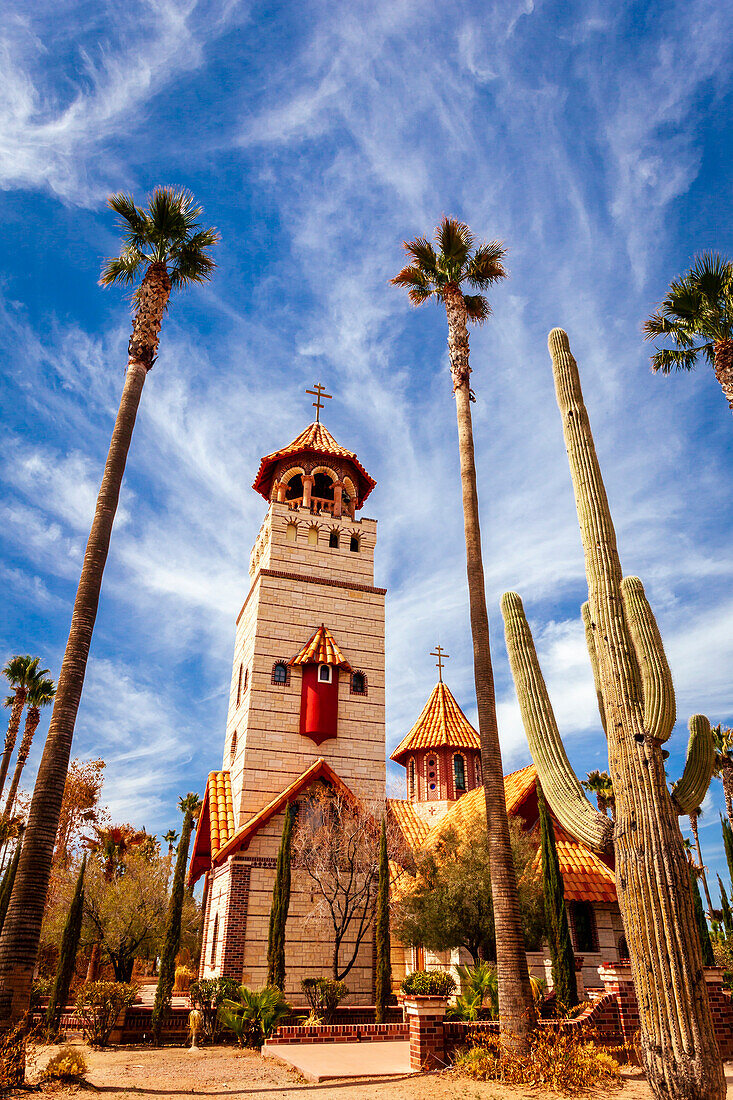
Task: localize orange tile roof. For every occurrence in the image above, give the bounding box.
[289,624,352,670]
[252,421,376,505]
[531,823,617,904]
[207,771,235,856]
[387,799,431,850]
[390,681,481,762]
[213,757,358,865]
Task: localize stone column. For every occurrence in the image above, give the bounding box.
[274,480,286,503]
[402,996,447,1071]
[598,963,638,1046]
[302,474,314,510]
[333,481,344,518]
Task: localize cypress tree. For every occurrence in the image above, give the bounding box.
[46,855,86,1037]
[722,815,733,887]
[538,782,577,1010]
[151,793,200,1045]
[690,866,714,966]
[718,875,733,936]
[375,817,391,1023]
[266,803,295,990]
[0,840,22,936]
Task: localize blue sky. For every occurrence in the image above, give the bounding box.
[1,0,733,888]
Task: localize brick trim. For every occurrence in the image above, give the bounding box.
[271,659,291,686]
[350,670,368,696]
[220,863,251,979]
[237,568,387,624]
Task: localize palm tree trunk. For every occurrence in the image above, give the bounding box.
[0,691,26,802]
[443,282,535,1047]
[714,339,733,410]
[0,360,149,1026]
[689,814,714,918]
[3,709,40,820]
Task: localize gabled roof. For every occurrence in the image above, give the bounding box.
[188,770,234,884]
[252,421,376,506]
[388,799,432,850]
[390,681,481,763]
[212,758,357,867]
[289,624,352,670]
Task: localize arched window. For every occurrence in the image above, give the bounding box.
[453,753,466,792]
[286,522,297,543]
[272,661,290,686]
[571,901,598,952]
[230,730,237,762]
[318,663,332,683]
[210,913,219,966]
[329,530,339,548]
[350,536,359,552]
[313,472,335,500]
[350,671,367,695]
[284,473,304,501]
[308,526,318,546]
[236,663,243,707]
[408,758,416,800]
[475,757,482,785]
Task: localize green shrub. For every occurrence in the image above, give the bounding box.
[218,986,291,1047]
[448,962,497,1020]
[400,970,456,997]
[44,1046,88,1081]
[74,981,137,1048]
[189,977,240,1041]
[300,978,348,1023]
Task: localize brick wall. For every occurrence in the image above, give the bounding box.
[265,1022,407,1045]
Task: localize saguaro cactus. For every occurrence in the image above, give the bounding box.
[503,328,724,1100]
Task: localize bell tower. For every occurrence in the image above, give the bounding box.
[224,389,386,823]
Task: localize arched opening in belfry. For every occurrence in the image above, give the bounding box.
[313,472,335,500]
[285,474,303,501]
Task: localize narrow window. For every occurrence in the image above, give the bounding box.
[571,901,598,952]
[318,663,332,683]
[408,759,416,800]
[329,530,339,548]
[475,758,482,784]
[272,661,289,685]
[243,667,248,692]
[236,664,243,707]
[618,935,630,961]
[350,671,367,695]
[427,756,438,793]
[453,753,466,792]
[286,523,297,543]
[210,913,219,966]
[308,526,318,546]
[349,536,359,552]
[230,730,237,762]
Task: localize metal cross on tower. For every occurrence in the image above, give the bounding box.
[305,382,332,423]
[430,645,449,682]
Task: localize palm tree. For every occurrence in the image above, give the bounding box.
[163,829,179,857]
[0,187,219,1028]
[0,657,48,801]
[689,807,714,919]
[644,253,733,411]
[391,217,535,1045]
[713,725,733,823]
[582,770,615,818]
[3,678,56,821]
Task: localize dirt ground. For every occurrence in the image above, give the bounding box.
[23,1042,733,1100]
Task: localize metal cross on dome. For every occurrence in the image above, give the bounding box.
[430,645,449,682]
[306,382,332,423]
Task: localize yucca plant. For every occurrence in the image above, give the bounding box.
[219,986,291,1048]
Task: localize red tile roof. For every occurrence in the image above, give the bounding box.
[289,624,352,670]
[388,799,431,850]
[390,681,481,763]
[252,421,376,505]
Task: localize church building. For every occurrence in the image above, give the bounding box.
[189,393,624,1000]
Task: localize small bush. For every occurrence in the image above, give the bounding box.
[44,1046,88,1081]
[189,977,240,1041]
[299,1010,323,1027]
[401,970,456,997]
[454,1027,621,1094]
[219,986,291,1047]
[75,981,137,1048]
[174,965,196,993]
[30,977,53,1009]
[301,978,348,1023]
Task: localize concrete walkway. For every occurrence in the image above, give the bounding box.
[264,1040,413,1082]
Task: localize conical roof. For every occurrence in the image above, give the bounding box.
[390,680,481,763]
[289,624,352,670]
[252,421,376,505]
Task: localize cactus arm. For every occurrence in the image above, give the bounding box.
[621,576,676,742]
[501,591,613,855]
[671,715,715,816]
[581,602,607,738]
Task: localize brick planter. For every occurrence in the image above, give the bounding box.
[399,995,448,1072]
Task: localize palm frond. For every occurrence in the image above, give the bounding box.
[107,193,147,235]
[463,294,490,323]
[465,241,508,289]
[99,247,147,287]
[146,186,201,244]
[650,346,702,375]
[435,217,473,282]
[169,229,220,287]
[390,265,435,306]
[643,311,696,347]
[691,252,732,304]
[403,237,439,277]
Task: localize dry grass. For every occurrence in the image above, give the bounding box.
[43,1045,88,1081]
[455,1027,622,1094]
